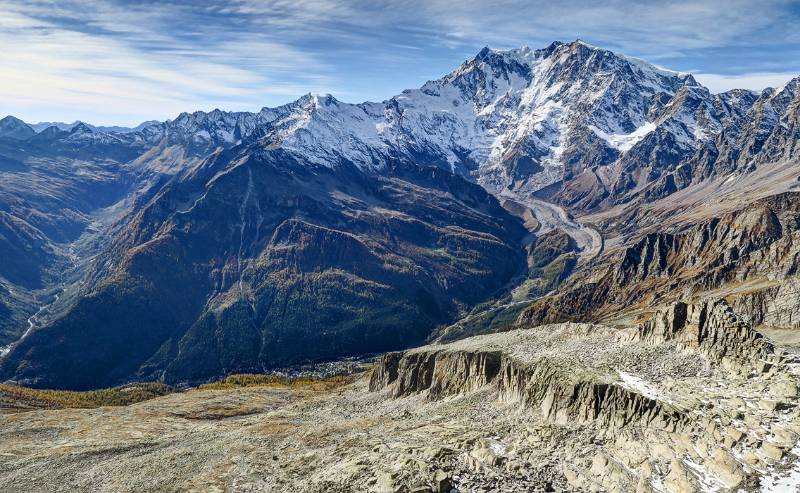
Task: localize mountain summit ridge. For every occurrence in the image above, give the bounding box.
[9,40,797,209]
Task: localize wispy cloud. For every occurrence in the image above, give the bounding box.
[694,72,798,93]
[1,0,798,125]
[0,0,341,125]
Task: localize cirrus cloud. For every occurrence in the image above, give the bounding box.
[1,0,798,125]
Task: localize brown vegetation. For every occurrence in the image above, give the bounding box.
[0,382,175,411]
[198,373,357,392]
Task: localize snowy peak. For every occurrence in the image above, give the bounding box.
[68,122,94,135]
[0,116,35,140]
[295,92,342,109]
[62,121,122,145]
[6,41,797,213]
[385,40,714,195]
[29,120,156,134]
[129,40,791,204]
[767,76,799,100]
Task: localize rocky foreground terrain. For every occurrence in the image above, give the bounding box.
[2,298,798,492]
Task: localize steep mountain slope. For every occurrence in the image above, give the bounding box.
[0,120,220,347]
[0,137,143,344]
[109,41,795,221]
[0,144,525,389]
[0,116,35,141]
[118,41,794,213]
[517,190,800,330]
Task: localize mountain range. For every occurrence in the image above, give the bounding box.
[0,39,798,390]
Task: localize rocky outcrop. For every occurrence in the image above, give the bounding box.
[370,304,800,492]
[371,330,690,433]
[3,301,798,493]
[729,277,800,329]
[370,349,503,400]
[635,299,782,374]
[495,357,689,432]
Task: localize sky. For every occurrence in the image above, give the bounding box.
[2,0,799,127]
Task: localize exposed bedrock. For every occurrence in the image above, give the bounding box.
[729,277,800,329]
[635,298,783,374]
[369,301,800,492]
[516,192,800,329]
[371,340,689,433]
[495,357,689,432]
[369,349,502,400]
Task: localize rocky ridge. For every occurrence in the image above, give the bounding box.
[370,299,800,492]
[516,191,800,330]
[2,299,798,492]
[8,40,797,206]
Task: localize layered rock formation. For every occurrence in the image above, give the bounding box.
[730,277,800,330]
[1,299,798,492]
[370,299,800,491]
[634,299,782,374]
[371,325,691,433]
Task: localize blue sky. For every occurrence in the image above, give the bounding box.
[2,0,799,126]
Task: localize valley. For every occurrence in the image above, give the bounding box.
[499,188,603,263]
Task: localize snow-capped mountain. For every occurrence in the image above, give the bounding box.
[13,40,795,213]
[137,41,705,184]
[29,120,159,134]
[117,40,798,209]
[0,116,35,140]
[1,39,799,390]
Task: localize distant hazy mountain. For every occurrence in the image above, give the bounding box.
[0,116,35,140]
[29,120,161,134]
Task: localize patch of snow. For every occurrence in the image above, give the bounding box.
[617,371,664,401]
[760,442,800,492]
[650,474,667,492]
[487,439,507,456]
[622,54,686,78]
[590,122,656,152]
[722,174,738,186]
[684,458,726,493]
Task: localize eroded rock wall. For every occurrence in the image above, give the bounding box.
[371,344,689,433]
[636,298,782,374]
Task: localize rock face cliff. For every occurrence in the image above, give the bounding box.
[517,191,800,328]
[370,299,800,492]
[371,325,691,433]
[1,300,798,493]
[633,299,782,375]
[730,277,800,330]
